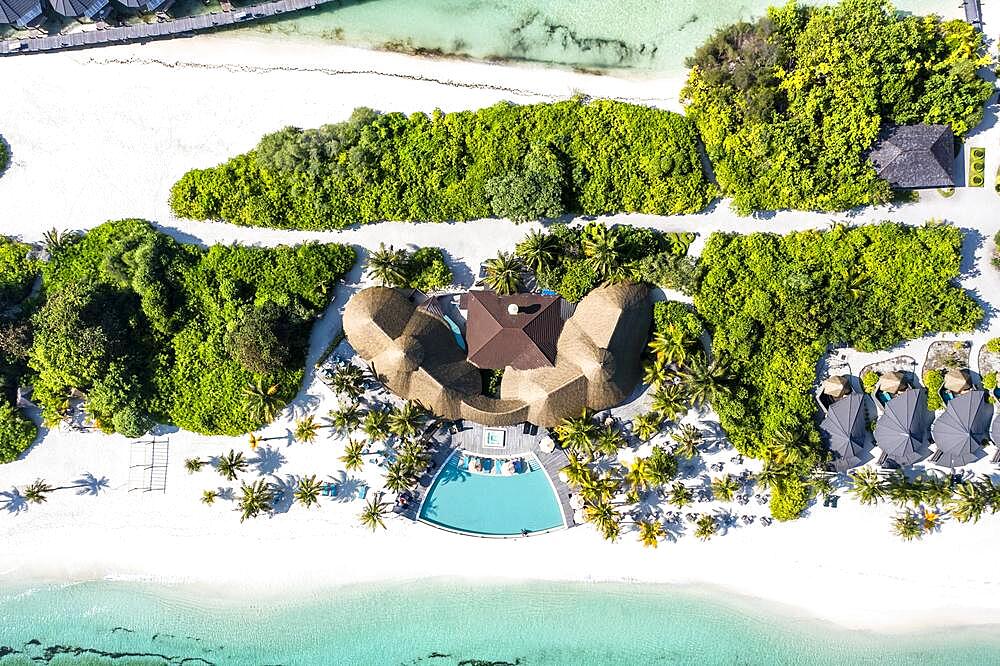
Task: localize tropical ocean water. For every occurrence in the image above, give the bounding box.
[2,579,1000,665]
[246,0,955,74]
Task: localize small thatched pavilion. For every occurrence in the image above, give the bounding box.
[822,375,852,400]
[877,371,907,396]
[944,368,972,394]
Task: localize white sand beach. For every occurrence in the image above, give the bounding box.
[2,29,1000,634]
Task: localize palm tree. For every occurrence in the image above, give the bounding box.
[360,497,390,531]
[245,381,283,423]
[694,513,717,541]
[643,360,669,388]
[340,439,366,472]
[328,402,365,436]
[754,461,792,491]
[578,472,617,506]
[584,501,621,541]
[849,467,889,506]
[920,505,943,533]
[594,425,624,458]
[384,462,413,494]
[516,229,560,274]
[217,449,248,482]
[184,458,208,474]
[644,446,678,488]
[42,227,77,254]
[670,424,702,459]
[365,243,408,287]
[328,363,366,401]
[560,453,592,488]
[631,412,662,442]
[638,520,665,548]
[238,478,274,522]
[581,223,624,284]
[294,415,323,444]
[651,384,686,421]
[668,481,693,508]
[946,479,991,524]
[711,474,740,502]
[766,429,812,466]
[483,251,524,295]
[677,354,732,408]
[892,511,924,540]
[22,479,53,504]
[201,489,218,505]
[362,408,392,442]
[554,411,598,459]
[648,324,689,367]
[624,458,650,496]
[389,401,427,439]
[294,475,323,508]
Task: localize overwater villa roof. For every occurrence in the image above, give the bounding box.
[343,283,651,427]
[0,0,42,26]
[465,291,564,370]
[48,0,108,18]
[874,388,928,466]
[820,392,867,472]
[930,390,992,467]
[868,124,954,189]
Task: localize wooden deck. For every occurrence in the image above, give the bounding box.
[0,0,336,56]
[535,447,576,527]
[964,0,983,30]
[451,421,546,456]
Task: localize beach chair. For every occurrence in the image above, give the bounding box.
[357,484,369,500]
[323,483,338,497]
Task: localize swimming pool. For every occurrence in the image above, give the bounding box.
[419,452,566,537]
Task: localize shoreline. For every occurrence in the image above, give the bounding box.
[1,13,1000,644]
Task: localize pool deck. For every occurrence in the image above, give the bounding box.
[451,421,544,456]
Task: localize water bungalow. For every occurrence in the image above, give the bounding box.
[48,0,110,19]
[868,124,955,189]
[873,388,929,466]
[930,390,992,467]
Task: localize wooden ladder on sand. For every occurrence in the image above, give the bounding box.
[128,438,170,493]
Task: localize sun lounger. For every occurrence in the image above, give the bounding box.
[357,484,368,500]
[991,449,1000,465]
[322,483,338,497]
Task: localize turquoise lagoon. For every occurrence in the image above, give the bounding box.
[3,579,1000,664]
[248,0,955,73]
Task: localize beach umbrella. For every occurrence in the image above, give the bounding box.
[878,371,906,395]
[820,392,866,472]
[873,388,929,466]
[944,368,970,394]
[822,375,851,399]
[931,391,991,467]
[569,494,585,510]
[539,435,555,453]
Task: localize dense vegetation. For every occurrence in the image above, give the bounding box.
[364,244,453,291]
[29,220,355,437]
[694,222,981,519]
[513,222,695,302]
[169,100,716,229]
[682,0,992,213]
[0,135,9,176]
[0,238,39,462]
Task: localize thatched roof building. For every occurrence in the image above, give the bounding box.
[343,283,651,427]
[944,368,971,394]
[877,371,907,395]
[821,375,851,399]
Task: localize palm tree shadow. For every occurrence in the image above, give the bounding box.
[327,471,362,504]
[216,487,235,502]
[250,446,286,475]
[285,392,322,420]
[269,474,297,515]
[1,489,27,514]
[73,473,109,496]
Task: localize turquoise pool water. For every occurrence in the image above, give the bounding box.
[248,0,953,74]
[419,452,565,535]
[3,578,1000,665]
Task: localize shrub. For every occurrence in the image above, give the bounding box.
[861,371,880,394]
[983,371,997,391]
[405,247,453,291]
[987,337,1000,353]
[170,100,716,229]
[30,219,355,435]
[770,478,810,522]
[653,301,704,344]
[0,401,35,463]
[924,369,945,411]
[694,222,981,518]
[558,260,597,303]
[0,136,8,175]
[682,0,992,213]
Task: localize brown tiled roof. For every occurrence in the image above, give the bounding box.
[465,291,565,370]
